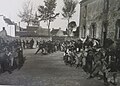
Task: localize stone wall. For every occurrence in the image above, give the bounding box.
[80,0,104,39]
[20,37,51,42]
[80,0,120,42]
[107,0,120,40]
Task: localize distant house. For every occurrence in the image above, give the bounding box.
[0,27,15,42]
[63,31,68,36]
[50,28,68,41]
[16,26,50,41]
[51,28,65,37]
[63,27,79,37]
[0,16,16,37]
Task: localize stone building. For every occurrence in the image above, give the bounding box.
[79,0,120,45]
[16,26,50,42]
[0,16,16,37]
[51,28,64,37]
[50,28,66,41]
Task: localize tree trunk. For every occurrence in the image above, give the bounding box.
[27,22,30,27]
[39,21,41,26]
[68,19,70,26]
[67,18,70,36]
[47,20,51,37]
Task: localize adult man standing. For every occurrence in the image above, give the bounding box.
[30,39,34,49]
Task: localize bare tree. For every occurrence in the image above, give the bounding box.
[62,0,78,24]
[18,1,34,26]
[38,0,59,36]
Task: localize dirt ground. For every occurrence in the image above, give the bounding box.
[0,49,119,86]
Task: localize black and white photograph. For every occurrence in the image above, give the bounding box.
[0,0,120,86]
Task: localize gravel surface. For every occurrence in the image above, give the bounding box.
[0,49,119,86]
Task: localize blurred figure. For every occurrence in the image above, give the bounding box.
[30,39,34,49]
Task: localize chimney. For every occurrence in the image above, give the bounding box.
[59,27,61,30]
[3,27,5,30]
[52,28,54,30]
[14,23,17,36]
[18,22,21,31]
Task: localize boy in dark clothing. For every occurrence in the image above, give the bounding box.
[86,50,94,78]
[35,41,43,54]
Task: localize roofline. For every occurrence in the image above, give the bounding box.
[79,0,89,4]
[16,35,50,37]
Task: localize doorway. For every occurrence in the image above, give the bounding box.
[115,19,120,39]
[90,23,96,38]
[102,22,108,46]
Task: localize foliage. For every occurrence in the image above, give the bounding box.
[38,0,59,29]
[68,21,77,28]
[74,26,79,37]
[18,1,34,26]
[66,20,77,36]
[62,0,78,24]
[32,12,39,26]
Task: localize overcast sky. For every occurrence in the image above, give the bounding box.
[0,0,81,30]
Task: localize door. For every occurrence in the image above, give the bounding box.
[101,22,107,46]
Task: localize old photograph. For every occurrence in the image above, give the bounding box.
[0,0,120,86]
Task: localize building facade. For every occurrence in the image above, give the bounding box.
[51,28,65,37]
[79,0,120,44]
[16,26,51,42]
[0,16,16,37]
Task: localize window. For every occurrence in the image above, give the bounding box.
[104,0,109,12]
[90,23,96,38]
[116,20,120,39]
[83,6,87,18]
[82,25,86,38]
[116,26,120,39]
